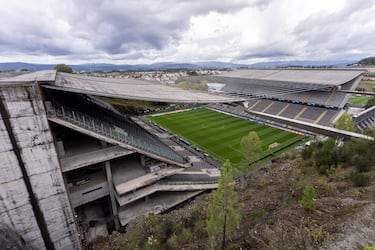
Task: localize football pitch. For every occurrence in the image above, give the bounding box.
[147,108,304,166]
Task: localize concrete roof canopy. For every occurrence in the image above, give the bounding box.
[44,72,243,103]
[0,70,56,84]
[217,69,364,86]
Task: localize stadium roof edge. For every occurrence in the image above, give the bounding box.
[0,70,244,103]
[215,68,364,87]
[43,72,244,103]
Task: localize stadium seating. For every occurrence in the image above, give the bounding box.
[49,103,187,164]
[222,82,347,109]
[353,106,375,130]
[209,99,339,126]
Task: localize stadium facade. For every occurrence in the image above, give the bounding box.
[0,68,372,249]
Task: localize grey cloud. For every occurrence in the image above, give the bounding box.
[0,0,265,58]
[238,51,295,60]
[293,0,375,60]
[69,0,266,54]
[236,40,297,61]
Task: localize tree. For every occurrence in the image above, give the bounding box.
[206,160,242,250]
[299,185,317,211]
[240,131,262,168]
[54,64,73,73]
[336,113,357,132]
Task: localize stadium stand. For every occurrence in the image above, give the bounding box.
[197,69,364,127]
[46,90,187,164]
[353,106,375,130]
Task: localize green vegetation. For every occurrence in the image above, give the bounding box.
[240,131,262,170]
[341,133,375,172]
[114,204,209,249]
[206,160,242,250]
[299,185,317,211]
[350,171,371,187]
[174,80,208,91]
[302,135,374,188]
[147,108,304,167]
[357,57,375,65]
[348,95,373,107]
[366,98,375,108]
[54,63,73,73]
[250,209,265,220]
[336,113,358,132]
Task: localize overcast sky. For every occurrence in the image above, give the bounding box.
[0,0,374,64]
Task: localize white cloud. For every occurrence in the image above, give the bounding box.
[0,0,374,64]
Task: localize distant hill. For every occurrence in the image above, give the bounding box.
[0,60,357,72]
[355,57,375,66]
[0,62,56,71]
[0,62,247,72]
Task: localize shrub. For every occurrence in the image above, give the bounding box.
[250,209,265,220]
[166,234,179,250]
[299,185,317,211]
[350,171,371,187]
[315,177,337,197]
[54,63,73,73]
[318,165,332,175]
[301,146,313,160]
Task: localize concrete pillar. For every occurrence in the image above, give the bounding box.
[104,161,120,230]
[140,154,146,167]
[56,141,65,156]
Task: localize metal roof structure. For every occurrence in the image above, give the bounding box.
[216,68,364,88]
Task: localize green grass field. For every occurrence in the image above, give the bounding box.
[348,95,372,106]
[147,108,304,166]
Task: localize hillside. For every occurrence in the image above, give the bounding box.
[356,57,375,66]
[95,135,375,249]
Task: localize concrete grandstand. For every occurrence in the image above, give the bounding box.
[0,70,233,249]
[199,69,364,126]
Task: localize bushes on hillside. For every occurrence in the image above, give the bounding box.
[341,137,375,172]
[302,135,374,175]
[299,185,317,211]
[350,171,371,187]
[301,139,339,175]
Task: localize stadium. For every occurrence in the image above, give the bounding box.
[0,69,373,249]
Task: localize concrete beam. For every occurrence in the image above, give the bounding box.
[60,146,133,172]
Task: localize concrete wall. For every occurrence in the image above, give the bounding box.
[0,83,80,249]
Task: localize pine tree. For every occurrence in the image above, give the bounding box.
[240,131,262,168]
[206,160,242,250]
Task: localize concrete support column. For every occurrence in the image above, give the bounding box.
[140,154,146,167]
[105,161,120,230]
